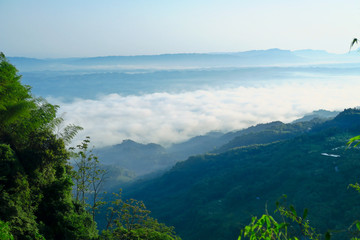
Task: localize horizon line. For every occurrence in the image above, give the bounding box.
[6,48,345,60]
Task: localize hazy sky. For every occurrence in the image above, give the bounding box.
[1,0,359,58]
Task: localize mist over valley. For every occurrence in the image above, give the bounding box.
[12,49,360,148]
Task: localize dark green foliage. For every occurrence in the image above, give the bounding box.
[0,219,14,240]
[0,130,98,239]
[0,144,22,187]
[101,226,179,240]
[100,190,181,240]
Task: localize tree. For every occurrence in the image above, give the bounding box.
[71,136,107,220]
[101,189,181,240]
[0,53,35,130]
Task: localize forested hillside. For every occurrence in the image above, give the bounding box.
[125,109,360,240]
[95,111,338,186]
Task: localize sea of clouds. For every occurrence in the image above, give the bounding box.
[50,75,360,148]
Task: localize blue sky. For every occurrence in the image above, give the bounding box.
[1,0,359,58]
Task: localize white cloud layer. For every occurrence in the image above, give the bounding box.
[53,77,360,148]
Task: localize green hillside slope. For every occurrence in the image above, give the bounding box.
[125,109,360,240]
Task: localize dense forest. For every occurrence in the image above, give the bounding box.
[0,54,181,239]
[124,109,360,240]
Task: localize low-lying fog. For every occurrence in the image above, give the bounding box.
[51,75,360,147]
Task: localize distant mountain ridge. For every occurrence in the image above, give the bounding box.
[8,48,360,101]
[96,140,170,176]
[9,48,360,72]
[292,109,339,123]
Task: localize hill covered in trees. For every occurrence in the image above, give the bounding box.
[94,110,338,186]
[124,109,360,240]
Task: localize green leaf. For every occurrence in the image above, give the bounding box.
[302,208,308,220]
[289,205,297,217]
[347,135,360,147]
[356,221,360,231]
[277,222,287,230]
[325,231,331,240]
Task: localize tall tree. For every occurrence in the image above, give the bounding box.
[71,136,107,220]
